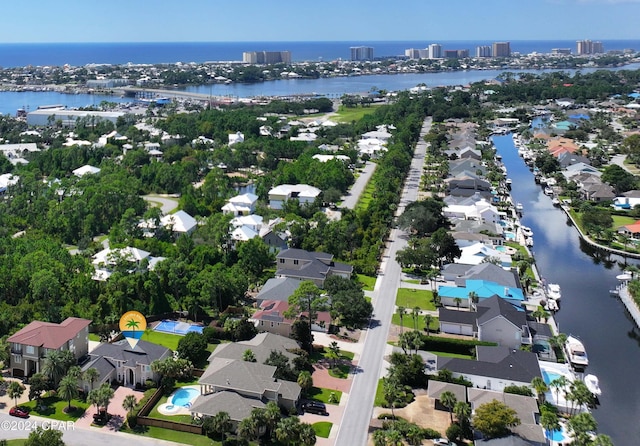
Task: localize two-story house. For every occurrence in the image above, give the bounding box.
[275,248,353,287]
[7,317,91,378]
[268,184,321,210]
[80,339,171,391]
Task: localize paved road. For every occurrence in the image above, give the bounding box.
[341,161,377,210]
[142,194,180,214]
[334,117,432,446]
[0,412,182,446]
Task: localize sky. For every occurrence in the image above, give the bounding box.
[2,0,640,43]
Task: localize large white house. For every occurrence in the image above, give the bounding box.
[268,184,321,210]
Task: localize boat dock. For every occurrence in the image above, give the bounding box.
[616,284,640,329]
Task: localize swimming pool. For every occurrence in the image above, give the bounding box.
[171,387,200,407]
[504,231,516,240]
[154,320,204,335]
[546,428,566,442]
[542,370,563,385]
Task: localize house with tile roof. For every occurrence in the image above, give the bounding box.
[618,219,640,239]
[80,339,171,391]
[8,317,91,378]
[275,248,353,287]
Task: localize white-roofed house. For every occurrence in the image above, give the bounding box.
[72,165,101,177]
[312,154,350,163]
[222,193,259,216]
[268,184,321,210]
[228,132,245,146]
[91,246,151,281]
[0,174,19,194]
[161,210,198,235]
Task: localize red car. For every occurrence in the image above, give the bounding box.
[9,407,29,418]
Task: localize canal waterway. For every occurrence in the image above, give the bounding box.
[493,134,640,445]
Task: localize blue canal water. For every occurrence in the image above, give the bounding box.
[493,134,640,445]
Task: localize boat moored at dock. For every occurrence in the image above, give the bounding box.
[565,334,589,370]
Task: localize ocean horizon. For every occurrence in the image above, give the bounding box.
[1,40,639,68]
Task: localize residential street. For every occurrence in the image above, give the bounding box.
[341,161,376,210]
[334,117,431,446]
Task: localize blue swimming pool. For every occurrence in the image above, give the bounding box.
[542,370,562,385]
[546,428,566,442]
[170,387,200,407]
[154,320,204,335]
[504,231,516,240]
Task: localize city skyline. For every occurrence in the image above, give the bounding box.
[2,0,640,43]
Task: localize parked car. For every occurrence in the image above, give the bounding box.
[302,401,328,415]
[9,407,29,418]
[433,439,455,446]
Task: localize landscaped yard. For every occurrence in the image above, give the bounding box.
[328,363,351,379]
[310,346,355,363]
[121,424,219,445]
[6,440,27,446]
[142,330,184,351]
[391,313,439,332]
[148,394,194,423]
[307,387,342,405]
[374,379,385,407]
[312,421,333,438]
[88,332,100,342]
[395,288,436,310]
[332,104,382,123]
[357,274,376,291]
[21,396,89,421]
[612,215,636,227]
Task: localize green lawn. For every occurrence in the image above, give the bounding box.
[121,424,218,446]
[402,279,421,285]
[22,396,89,421]
[312,421,333,438]
[142,330,184,351]
[6,440,27,446]
[428,351,474,359]
[357,274,376,291]
[355,178,376,212]
[148,394,194,423]
[332,104,382,123]
[374,379,386,407]
[395,288,436,310]
[391,313,439,332]
[88,333,100,341]
[612,215,636,227]
[307,387,342,405]
[328,364,351,379]
[310,347,354,363]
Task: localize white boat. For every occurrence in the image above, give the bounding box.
[584,374,601,396]
[506,178,513,188]
[544,187,554,196]
[516,202,524,212]
[552,197,560,206]
[547,283,561,301]
[521,226,533,237]
[545,299,559,311]
[526,237,534,247]
[565,335,589,370]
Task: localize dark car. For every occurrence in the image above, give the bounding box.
[302,401,328,415]
[9,407,29,418]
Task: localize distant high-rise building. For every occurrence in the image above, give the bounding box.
[350,46,374,61]
[243,51,291,64]
[492,42,511,57]
[576,40,604,55]
[476,45,492,58]
[405,48,429,59]
[428,43,442,59]
[444,49,469,59]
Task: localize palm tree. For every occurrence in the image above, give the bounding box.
[243,349,256,362]
[58,375,79,411]
[453,297,462,310]
[42,350,68,387]
[396,306,406,335]
[204,411,232,442]
[440,390,457,423]
[540,410,561,440]
[276,416,300,446]
[372,429,387,446]
[327,341,341,368]
[298,422,316,446]
[531,376,548,404]
[549,375,568,404]
[297,370,313,395]
[264,401,282,440]
[385,429,404,446]
[83,367,100,391]
[411,306,420,331]
[406,426,424,446]
[122,394,137,418]
[468,291,479,310]
[7,381,25,408]
[423,314,433,336]
[237,417,258,442]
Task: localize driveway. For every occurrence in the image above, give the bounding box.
[142,194,180,214]
[75,387,144,431]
